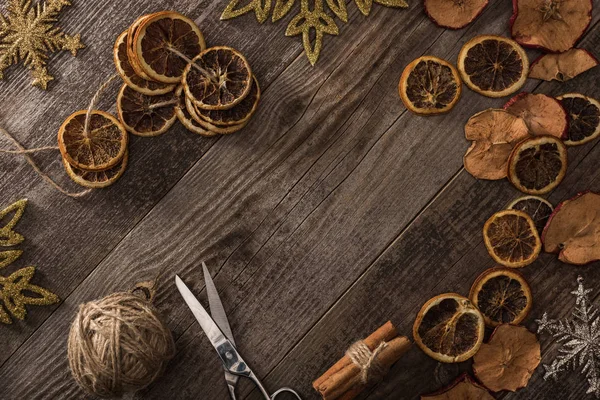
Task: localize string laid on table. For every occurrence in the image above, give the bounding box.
[0,74,120,198]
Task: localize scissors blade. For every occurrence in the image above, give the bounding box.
[201,263,239,391]
[202,262,236,346]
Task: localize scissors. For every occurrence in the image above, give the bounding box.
[175,263,302,400]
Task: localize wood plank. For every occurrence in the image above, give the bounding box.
[0,0,308,366]
[255,24,600,400]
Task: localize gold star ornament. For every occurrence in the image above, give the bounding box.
[222,0,408,65]
[0,0,85,89]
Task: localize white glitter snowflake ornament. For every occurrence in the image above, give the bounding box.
[536,276,600,398]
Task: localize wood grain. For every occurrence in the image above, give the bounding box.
[0,0,598,399]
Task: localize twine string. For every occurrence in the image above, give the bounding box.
[0,73,120,198]
[167,46,217,82]
[346,340,389,385]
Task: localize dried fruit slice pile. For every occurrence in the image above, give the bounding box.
[57,11,261,189]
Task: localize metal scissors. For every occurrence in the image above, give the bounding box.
[175,263,302,400]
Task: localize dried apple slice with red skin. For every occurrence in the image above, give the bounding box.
[542,191,600,265]
[464,109,530,180]
[421,373,494,400]
[504,92,568,139]
[530,49,599,82]
[423,0,488,29]
[473,324,541,392]
[510,0,593,53]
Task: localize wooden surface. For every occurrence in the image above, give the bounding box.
[0,0,599,399]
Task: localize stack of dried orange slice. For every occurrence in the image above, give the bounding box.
[114,11,260,138]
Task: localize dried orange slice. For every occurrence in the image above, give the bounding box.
[483,209,541,268]
[183,46,253,111]
[398,56,461,115]
[58,110,128,172]
[470,267,532,327]
[185,96,248,134]
[557,93,600,146]
[413,293,485,363]
[134,11,206,84]
[507,136,567,195]
[63,150,128,189]
[114,30,175,96]
[457,35,529,98]
[507,195,553,235]
[195,76,260,126]
[117,84,178,137]
[127,14,157,81]
[174,86,216,137]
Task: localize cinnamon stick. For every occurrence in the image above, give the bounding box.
[313,321,408,400]
[321,337,411,400]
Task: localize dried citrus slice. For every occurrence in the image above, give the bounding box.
[413,293,485,363]
[557,93,600,146]
[457,35,529,98]
[508,136,568,195]
[183,46,253,110]
[114,30,175,96]
[424,0,488,29]
[507,195,553,235]
[398,56,461,115]
[58,110,128,172]
[127,14,157,81]
[511,0,592,53]
[463,109,530,180]
[117,84,178,137]
[174,86,216,137]
[530,49,599,82]
[195,76,260,126]
[135,11,206,84]
[186,97,248,134]
[483,209,542,268]
[504,92,568,139]
[470,267,532,327]
[63,150,128,189]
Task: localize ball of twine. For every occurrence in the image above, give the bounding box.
[67,291,175,398]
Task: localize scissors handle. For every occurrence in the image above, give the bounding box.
[246,371,302,399]
[271,387,303,399]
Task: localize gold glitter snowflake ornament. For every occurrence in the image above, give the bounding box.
[0,0,84,89]
[222,0,409,65]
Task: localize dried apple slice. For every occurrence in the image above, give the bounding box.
[413,293,485,363]
[557,93,600,146]
[463,109,530,180]
[511,0,592,53]
[504,93,568,139]
[473,324,541,392]
[542,192,600,265]
[423,0,488,29]
[530,49,599,82]
[457,35,528,98]
[398,55,462,115]
[421,373,493,399]
[508,136,568,195]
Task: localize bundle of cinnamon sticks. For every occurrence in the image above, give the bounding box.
[313,321,411,400]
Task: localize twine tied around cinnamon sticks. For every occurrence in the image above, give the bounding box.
[346,340,389,385]
[313,321,411,400]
